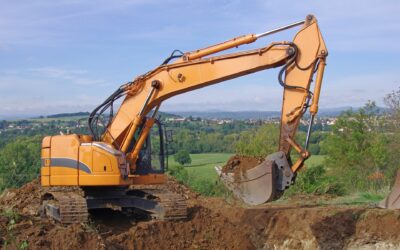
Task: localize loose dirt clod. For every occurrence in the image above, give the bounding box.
[222,155,264,173]
[0,179,41,216]
[221,155,265,182]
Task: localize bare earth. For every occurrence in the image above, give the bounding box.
[1,178,400,250]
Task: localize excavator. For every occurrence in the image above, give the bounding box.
[40,14,328,223]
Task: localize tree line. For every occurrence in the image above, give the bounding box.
[0,87,398,194]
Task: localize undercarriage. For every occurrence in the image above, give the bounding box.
[41,186,187,224]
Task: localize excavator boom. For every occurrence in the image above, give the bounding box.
[93,15,327,204]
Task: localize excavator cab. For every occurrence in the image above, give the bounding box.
[134,119,166,175]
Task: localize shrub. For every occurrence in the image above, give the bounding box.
[321,102,390,192]
[168,165,189,184]
[168,165,228,197]
[190,178,228,197]
[287,165,346,196]
[235,124,279,157]
[174,150,192,166]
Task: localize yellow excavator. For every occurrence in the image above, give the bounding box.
[40,15,328,223]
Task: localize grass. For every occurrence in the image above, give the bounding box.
[168,153,326,181]
[331,192,385,205]
[168,153,389,206]
[169,153,326,179]
[305,155,325,167]
[168,153,232,168]
[167,153,232,196]
[168,153,327,196]
[168,153,232,183]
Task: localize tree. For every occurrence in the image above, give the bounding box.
[321,101,389,192]
[174,150,192,166]
[235,124,279,157]
[385,87,400,117]
[0,136,42,190]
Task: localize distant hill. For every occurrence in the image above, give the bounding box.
[29,111,181,121]
[157,111,181,119]
[172,111,280,120]
[170,106,389,120]
[0,106,389,121]
[46,112,90,118]
[318,106,389,117]
[317,107,353,117]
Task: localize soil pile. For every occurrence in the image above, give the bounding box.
[222,155,264,174]
[221,155,265,182]
[104,206,254,249]
[0,179,41,216]
[2,178,400,249]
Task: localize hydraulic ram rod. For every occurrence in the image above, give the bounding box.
[183,19,305,61]
[255,20,305,39]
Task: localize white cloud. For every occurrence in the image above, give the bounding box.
[0,0,399,116]
[321,73,399,107]
[29,67,105,86]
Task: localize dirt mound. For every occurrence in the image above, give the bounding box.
[104,206,254,249]
[164,176,200,202]
[0,179,41,216]
[222,155,264,174]
[2,179,400,249]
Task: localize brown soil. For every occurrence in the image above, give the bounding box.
[1,178,400,250]
[221,155,264,180]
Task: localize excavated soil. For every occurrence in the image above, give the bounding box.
[222,155,264,175]
[1,178,400,249]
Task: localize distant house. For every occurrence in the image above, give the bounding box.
[217,119,233,125]
[166,117,186,122]
[326,118,337,125]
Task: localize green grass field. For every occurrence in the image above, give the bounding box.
[168,153,386,205]
[168,153,232,183]
[168,153,326,185]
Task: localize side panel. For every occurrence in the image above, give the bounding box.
[49,135,80,185]
[78,143,131,186]
[41,135,166,186]
[41,136,51,186]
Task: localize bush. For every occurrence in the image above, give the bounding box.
[174,150,192,166]
[286,165,346,196]
[168,165,228,197]
[235,124,279,157]
[308,143,320,155]
[168,165,189,184]
[0,136,41,191]
[321,102,390,192]
[190,178,228,197]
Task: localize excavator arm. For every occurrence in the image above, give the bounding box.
[88,15,327,204]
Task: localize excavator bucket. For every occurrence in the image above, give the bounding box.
[378,170,400,209]
[215,152,293,205]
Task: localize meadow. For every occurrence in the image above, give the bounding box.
[167,153,327,196]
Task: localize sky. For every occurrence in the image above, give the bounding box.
[0,0,399,118]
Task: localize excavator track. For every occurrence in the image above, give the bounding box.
[140,189,187,220]
[40,186,187,224]
[41,188,88,224]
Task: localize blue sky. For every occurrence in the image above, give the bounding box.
[0,0,399,118]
